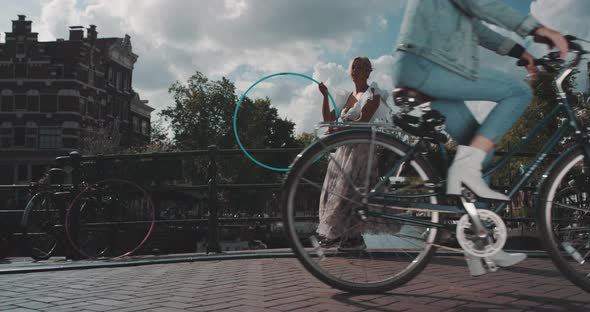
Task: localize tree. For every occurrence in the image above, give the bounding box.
[79,122,121,155]
[159,71,301,186]
[492,71,578,187]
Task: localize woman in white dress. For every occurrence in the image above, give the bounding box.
[316,56,395,250]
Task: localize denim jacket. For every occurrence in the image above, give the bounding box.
[396,0,540,80]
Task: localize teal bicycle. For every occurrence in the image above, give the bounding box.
[281,36,590,293]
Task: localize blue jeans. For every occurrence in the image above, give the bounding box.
[391,51,533,146]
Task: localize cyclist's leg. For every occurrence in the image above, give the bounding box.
[417,68,533,144]
[430,100,495,198]
[392,51,528,272]
[392,50,532,145]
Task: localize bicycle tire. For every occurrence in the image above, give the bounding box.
[282,130,441,293]
[21,191,60,261]
[65,179,156,259]
[538,147,590,292]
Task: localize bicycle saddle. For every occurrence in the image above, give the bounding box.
[392,87,447,143]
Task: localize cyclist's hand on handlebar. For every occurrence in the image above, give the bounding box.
[520,51,538,77]
[534,26,569,59]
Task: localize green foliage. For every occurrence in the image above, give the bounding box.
[159,71,303,186]
[295,132,317,147]
[80,123,121,155]
[491,71,579,187]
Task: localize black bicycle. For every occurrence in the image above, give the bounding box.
[281,36,590,293]
[21,155,156,260]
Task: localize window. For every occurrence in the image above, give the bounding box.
[17,164,28,182]
[59,95,79,112]
[14,127,25,146]
[87,101,98,118]
[39,128,61,149]
[0,64,13,79]
[16,43,25,55]
[51,65,64,78]
[132,116,140,132]
[0,126,12,148]
[116,72,122,91]
[15,64,26,78]
[15,95,26,111]
[28,63,45,79]
[27,95,39,111]
[122,102,129,120]
[0,165,13,184]
[79,98,86,115]
[26,126,37,148]
[113,99,120,117]
[141,120,149,135]
[1,95,13,112]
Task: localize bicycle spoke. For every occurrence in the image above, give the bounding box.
[299,176,364,208]
[283,131,440,292]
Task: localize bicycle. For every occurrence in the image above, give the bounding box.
[20,152,156,260]
[281,36,590,293]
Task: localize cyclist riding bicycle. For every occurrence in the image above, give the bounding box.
[391,0,569,276]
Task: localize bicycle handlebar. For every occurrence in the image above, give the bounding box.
[516,34,589,69]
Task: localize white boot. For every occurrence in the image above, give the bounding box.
[490,250,527,267]
[465,250,526,277]
[447,145,510,201]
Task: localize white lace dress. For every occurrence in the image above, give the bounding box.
[317,82,398,239]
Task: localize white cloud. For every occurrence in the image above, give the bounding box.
[20,0,589,137]
[32,0,405,126]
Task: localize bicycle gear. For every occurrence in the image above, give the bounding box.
[456,209,507,258]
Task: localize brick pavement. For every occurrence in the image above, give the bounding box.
[0,255,589,312]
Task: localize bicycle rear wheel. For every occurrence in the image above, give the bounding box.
[539,148,590,292]
[21,192,60,261]
[66,179,155,258]
[282,130,442,293]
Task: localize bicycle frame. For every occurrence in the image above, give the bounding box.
[353,57,590,230]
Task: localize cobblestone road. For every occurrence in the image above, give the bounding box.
[1,255,589,311]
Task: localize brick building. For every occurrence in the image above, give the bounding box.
[0,15,153,186]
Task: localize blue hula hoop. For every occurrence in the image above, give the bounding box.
[233,72,339,172]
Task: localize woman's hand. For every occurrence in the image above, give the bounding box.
[520,51,538,77]
[534,26,569,59]
[318,82,329,97]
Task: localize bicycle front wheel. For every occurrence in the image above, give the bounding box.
[66,179,156,259]
[539,148,590,292]
[282,130,441,293]
[21,192,60,261]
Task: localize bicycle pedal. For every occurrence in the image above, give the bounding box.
[461,188,477,202]
[483,257,499,273]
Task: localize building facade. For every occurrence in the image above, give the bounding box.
[0,15,153,186]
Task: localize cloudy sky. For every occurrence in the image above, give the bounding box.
[1,0,589,134]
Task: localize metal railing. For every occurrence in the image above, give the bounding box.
[0,144,557,256]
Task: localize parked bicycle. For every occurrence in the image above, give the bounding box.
[281,36,590,293]
[20,152,156,260]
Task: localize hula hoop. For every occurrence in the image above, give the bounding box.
[233,72,339,172]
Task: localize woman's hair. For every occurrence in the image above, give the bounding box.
[350,56,372,72]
